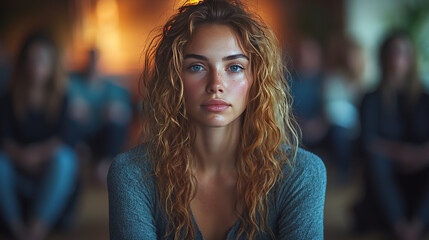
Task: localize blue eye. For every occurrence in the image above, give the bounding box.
[229,65,244,72]
[189,65,204,72]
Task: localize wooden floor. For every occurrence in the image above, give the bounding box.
[47,182,109,240]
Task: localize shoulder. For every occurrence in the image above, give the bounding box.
[276,147,326,202]
[108,145,162,239]
[68,73,85,86]
[270,148,326,238]
[362,90,380,103]
[108,144,155,190]
[104,78,130,99]
[109,144,153,176]
[360,90,381,111]
[284,147,326,184]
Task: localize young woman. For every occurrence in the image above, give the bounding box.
[0,32,78,240]
[108,1,326,239]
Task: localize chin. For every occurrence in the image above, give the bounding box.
[206,122,231,128]
[194,115,241,128]
[201,119,231,128]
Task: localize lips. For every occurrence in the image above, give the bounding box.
[201,99,231,112]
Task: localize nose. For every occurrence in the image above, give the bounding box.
[206,69,224,94]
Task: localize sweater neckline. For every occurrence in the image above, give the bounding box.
[190,210,242,240]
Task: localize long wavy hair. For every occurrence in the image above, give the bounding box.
[140,0,299,239]
[10,31,66,120]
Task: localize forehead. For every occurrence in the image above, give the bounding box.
[184,24,247,56]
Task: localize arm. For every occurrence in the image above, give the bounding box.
[2,138,61,173]
[60,94,82,147]
[107,155,158,240]
[24,137,61,161]
[1,94,65,169]
[277,151,327,239]
[373,139,429,171]
[2,139,23,160]
[360,94,406,230]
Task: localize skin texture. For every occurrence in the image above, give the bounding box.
[182,24,252,129]
[181,24,252,240]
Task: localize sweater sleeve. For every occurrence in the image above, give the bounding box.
[107,150,158,240]
[277,149,327,239]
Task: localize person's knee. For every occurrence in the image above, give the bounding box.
[0,151,13,174]
[52,145,78,176]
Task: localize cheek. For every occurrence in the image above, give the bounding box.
[231,77,252,104]
[182,76,204,104]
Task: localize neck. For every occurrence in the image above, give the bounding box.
[191,119,241,175]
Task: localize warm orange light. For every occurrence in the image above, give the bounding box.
[186,0,201,5]
[69,0,283,75]
[95,0,123,72]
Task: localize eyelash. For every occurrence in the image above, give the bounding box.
[187,64,245,73]
[188,64,204,72]
[228,64,244,73]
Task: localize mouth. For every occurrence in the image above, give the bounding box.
[201,99,231,112]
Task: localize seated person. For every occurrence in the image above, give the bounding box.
[0,31,78,240]
[68,48,132,183]
[355,31,429,240]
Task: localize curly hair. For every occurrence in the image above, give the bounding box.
[140,0,299,239]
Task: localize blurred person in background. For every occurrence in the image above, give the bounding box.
[289,37,330,150]
[68,48,131,184]
[355,31,429,240]
[324,36,365,182]
[0,31,78,240]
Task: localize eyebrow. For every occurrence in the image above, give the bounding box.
[184,54,208,61]
[183,53,249,61]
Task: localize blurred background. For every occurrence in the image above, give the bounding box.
[0,0,428,239]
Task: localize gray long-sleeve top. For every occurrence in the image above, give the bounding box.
[107,145,326,239]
